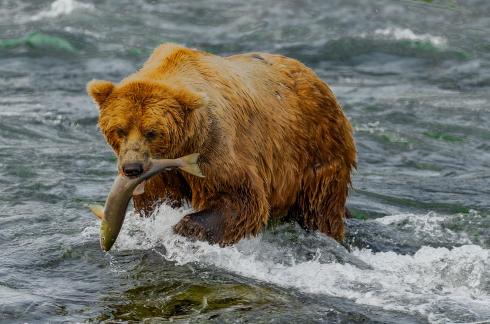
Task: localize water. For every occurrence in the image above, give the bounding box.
[1,0,489,322]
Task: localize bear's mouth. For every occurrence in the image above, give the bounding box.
[117,162,151,196]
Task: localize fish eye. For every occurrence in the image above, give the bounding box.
[145,130,157,140]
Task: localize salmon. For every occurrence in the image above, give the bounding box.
[89,153,203,251]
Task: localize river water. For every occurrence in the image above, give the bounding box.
[1,0,489,323]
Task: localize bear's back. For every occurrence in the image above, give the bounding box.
[127,44,353,186]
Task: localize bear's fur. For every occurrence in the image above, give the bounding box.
[87,44,356,245]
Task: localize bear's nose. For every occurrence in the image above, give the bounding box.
[122,163,144,177]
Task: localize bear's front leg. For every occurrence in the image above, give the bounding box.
[173,188,269,245]
[173,208,234,244]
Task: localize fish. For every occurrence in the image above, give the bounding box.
[89,153,204,252]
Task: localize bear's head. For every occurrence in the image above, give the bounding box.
[87,79,207,177]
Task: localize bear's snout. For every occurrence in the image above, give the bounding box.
[122,162,144,177]
[117,137,151,177]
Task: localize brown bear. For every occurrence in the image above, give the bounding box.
[87,43,356,245]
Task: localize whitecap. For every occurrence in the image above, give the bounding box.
[30,0,94,21]
[374,27,447,48]
[354,120,385,134]
[376,211,474,246]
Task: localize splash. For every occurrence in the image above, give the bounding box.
[82,204,490,322]
[30,0,94,21]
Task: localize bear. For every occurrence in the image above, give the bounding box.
[87,43,356,245]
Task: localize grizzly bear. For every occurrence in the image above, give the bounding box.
[87,43,356,245]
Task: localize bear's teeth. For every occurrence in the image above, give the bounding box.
[133,181,146,196]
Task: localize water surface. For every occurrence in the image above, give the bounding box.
[1,0,489,323]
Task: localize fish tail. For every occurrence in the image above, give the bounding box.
[179,153,205,178]
[89,204,105,220]
[180,153,200,164]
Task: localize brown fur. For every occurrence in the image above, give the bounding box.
[87,44,356,245]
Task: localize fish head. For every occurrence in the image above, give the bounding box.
[88,204,119,251]
[100,219,119,252]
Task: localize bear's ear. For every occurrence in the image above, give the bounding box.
[174,88,209,112]
[87,80,114,107]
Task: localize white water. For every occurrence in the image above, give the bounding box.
[376,211,473,246]
[374,27,447,47]
[30,0,94,21]
[82,204,490,323]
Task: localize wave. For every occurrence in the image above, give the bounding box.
[280,37,469,65]
[82,204,490,323]
[277,26,464,64]
[0,32,76,54]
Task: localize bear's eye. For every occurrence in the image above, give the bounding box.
[115,128,127,138]
[144,130,157,141]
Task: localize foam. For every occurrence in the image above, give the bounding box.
[84,204,490,322]
[30,0,94,21]
[374,27,448,47]
[376,212,473,245]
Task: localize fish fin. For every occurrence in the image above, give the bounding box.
[180,153,200,164]
[133,180,146,196]
[179,153,205,178]
[180,164,205,178]
[89,204,105,220]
